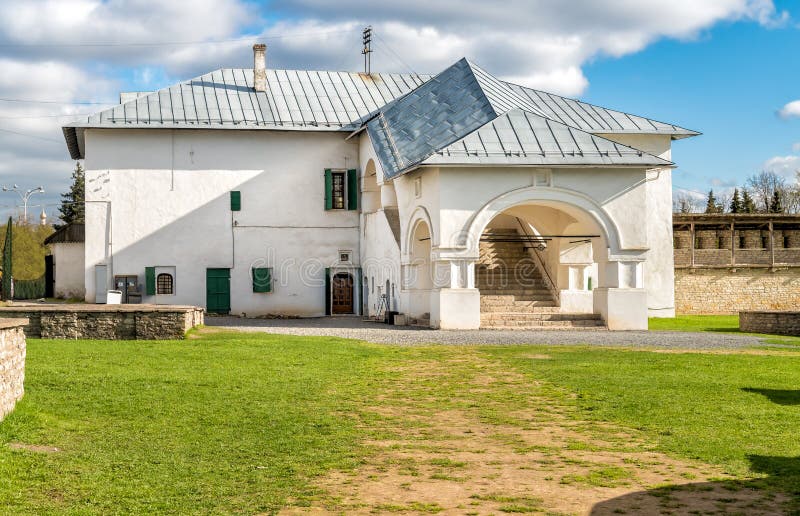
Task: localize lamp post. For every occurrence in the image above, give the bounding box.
[1,184,44,224]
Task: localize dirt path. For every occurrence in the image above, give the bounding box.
[281,350,787,515]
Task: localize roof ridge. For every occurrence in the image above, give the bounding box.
[464,60,549,118]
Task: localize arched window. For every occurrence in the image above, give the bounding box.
[156,273,174,295]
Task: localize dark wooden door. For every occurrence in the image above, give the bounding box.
[332,272,353,314]
[206,268,231,314]
[44,255,54,298]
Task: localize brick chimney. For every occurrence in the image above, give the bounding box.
[253,44,267,92]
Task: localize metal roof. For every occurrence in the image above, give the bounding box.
[367,59,673,178]
[63,69,432,158]
[503,82,698,139]
[62,57,698,161]
[424,108,672,168]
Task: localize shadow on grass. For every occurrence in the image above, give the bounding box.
[703,327,742,333]
[742,388,800,406]
[590,455,800,515]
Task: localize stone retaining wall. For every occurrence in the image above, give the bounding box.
[0,318,28,422]
[740,311,800,336]
[0,305,204,340]
[675,268,800,314]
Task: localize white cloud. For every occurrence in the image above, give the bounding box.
[762,155,800,181]
[793,142,800,152]
[0,0,790,220]
[779,100,800,119]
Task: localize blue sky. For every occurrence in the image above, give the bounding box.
[582,1,800,200]
[0,0,797,220]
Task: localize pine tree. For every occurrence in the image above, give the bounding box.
[742,189,756,213]
[729,188,742,213]
[769,190,784,213]
[57,161,85,228]
[705,189,722,214]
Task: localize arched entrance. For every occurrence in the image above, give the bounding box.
[404,218,433,321]
[474,199,611,329]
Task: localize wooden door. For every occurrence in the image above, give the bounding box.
[206,268,231,314]
[332,272,353,314]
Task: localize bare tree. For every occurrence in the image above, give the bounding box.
[674,193,700,213]
[746,171,787,212]
[784,171,800,214]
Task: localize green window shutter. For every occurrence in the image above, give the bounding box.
[252,267,272,293]
[324,268,331,315]
[347,169,358,210]
[230,191,241,211]
[324,169,333,210]
[145,267,155,295]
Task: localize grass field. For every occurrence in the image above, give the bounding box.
[650,314,800,346]
[1,329,799,514]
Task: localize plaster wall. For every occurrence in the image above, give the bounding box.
[51,242,85,299]
[83,129,360,316]
[600,134,676,317]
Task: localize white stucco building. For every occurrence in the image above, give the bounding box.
[62,46,697,330]
[44,223,85,299]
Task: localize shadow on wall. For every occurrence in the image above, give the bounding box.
[589,455,800,515]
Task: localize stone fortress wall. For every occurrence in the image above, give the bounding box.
[0,319,28,422]
[672,214,800,314]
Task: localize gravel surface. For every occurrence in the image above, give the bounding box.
[206,316,771,349]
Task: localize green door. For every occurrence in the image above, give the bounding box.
[206,268,231,314]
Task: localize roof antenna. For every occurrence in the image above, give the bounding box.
[362,26,373,74]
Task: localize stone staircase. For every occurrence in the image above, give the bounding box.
[478,229,604,329]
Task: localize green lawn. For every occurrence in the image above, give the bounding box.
[650,314,800,346]
[1,330,799,513]
[0,331,387,514]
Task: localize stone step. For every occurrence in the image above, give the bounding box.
[481,312,603,322]
[481,323,607,330]
[479,289,554,296]
[481,299,558,309]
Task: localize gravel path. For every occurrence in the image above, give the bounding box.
[206,316,771,349]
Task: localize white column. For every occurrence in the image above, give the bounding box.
[430,256,480,329]
[593,255,648,330]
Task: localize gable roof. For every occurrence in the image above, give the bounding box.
[425,108,672,168]
[44,223,84,245]
[62,58,698,162]
[62,69,432,158]
[367,59,673,178]
[503,82,698,139]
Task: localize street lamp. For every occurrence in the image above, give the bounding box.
[1,184,44,223]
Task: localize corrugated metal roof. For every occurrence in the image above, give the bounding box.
[503,81,698,138]
[368,59,673,178]
[425,108,672,168]
[75,68,430,130]
[62,57,698,161]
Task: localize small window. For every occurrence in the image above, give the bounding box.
[414,177,422,198]
[331,172,346,209]
[339,251,351,263]
[252,267,272,293]
[325,169,358,210]
[156,273,174,295]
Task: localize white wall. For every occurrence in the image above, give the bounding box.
[51,242,85,299]
[83,128,360,315]
[599,134,675,317]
